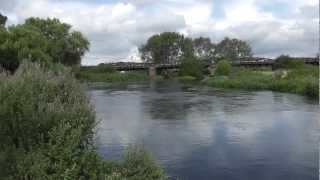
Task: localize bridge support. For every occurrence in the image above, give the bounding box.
[148,65,156,79]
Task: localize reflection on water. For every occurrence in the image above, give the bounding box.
[88,81,319,180]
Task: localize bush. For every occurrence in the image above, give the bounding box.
[207,66,319,98]
[215,59,231,76]
[0,62,166,179]
[97,63,116,73]
[179,56,204,79]
[274,55,305,69]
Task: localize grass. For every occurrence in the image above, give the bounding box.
[76,66,149,83]
[207,65,319,98]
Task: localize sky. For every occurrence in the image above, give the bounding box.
[0,0,319,65]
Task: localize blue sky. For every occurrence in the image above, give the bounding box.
[0,0,318,65]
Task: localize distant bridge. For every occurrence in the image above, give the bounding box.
[103,57,318,71]
[107,62,180,71]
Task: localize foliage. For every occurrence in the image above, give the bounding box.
[179,56,204,80]
[139,32,192,64]
[0,13,7,26]
[76,67,148,82]
[140,32,252,65]
[215,37,252,60]
[273,55,305,69]
[207,66,319,98]
[192,37,215,63]
[119,145,166,180]
[0,62,166,179]
[215,60,231,76]
[0,17,89,72]
[96,63,116,73]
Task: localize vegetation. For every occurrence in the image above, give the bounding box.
[215,37,252,61]
[139,32,252,65]
[214,60,231,76]
[76,65,148,82]
[273,55,305,69]
[207,65,319,98]
[0,17,89,72]
[192,37,215,64]
[179,56,204,80]
[0,14,165,179]
[139,32,193,64]
[0,62,166,179]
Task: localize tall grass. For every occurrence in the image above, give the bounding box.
[76,67,148,83]
[207,66,319,98]
[0,62,166,179]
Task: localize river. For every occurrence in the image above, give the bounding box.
[87,81,319,180]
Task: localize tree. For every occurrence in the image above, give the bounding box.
[179,56,204,79]
[0,24,52,71]
[24,17,89,65]
[274,55,304,69]
[215,37,252,61]
[0,17,89,71]
[139,32,189,64]
[193,37,215,64]
[0,13,7,26]
[215,59,231,76]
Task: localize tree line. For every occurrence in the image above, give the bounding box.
[139,32,252,65]
[0,13,252,72]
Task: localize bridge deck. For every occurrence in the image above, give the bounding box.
[100,57,319,71]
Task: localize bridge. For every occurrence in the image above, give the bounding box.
[107,62,180,71]
[103,57,319,71]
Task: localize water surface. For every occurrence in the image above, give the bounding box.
[88,81,319,180]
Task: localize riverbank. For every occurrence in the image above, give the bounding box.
[76,68,149,82]
[206,66,319,99]
[76,63,319,99]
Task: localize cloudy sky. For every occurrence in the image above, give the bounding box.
[0,0,319,65]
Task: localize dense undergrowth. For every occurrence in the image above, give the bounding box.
[207,65,319,99]
[0,62,166,180]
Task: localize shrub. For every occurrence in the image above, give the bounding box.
[207,66,319,98]
[0,62,166,179]
[179,56,204,79]
[215,59,231,76]
[97,63,116,73]
[274,55,305,69]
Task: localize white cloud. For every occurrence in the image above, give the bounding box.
[0,0,318,65]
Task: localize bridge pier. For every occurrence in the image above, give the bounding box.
[148,65,156,79]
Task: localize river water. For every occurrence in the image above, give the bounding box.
[88,81,319,180]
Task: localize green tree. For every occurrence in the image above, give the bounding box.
[24,17,89,65]
[215,59,231,76]
[0,24,52,71]
[215,37,252,61]
[179,56,204,79]
[0,13,7,26]
[193,37,215,64]
[0,17,89,71]
[139,32,188,64]
[274,55,304,69]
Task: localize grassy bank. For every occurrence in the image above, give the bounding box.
[0,62,166,179]
[76,65,149,83]
[207,65,319,98]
